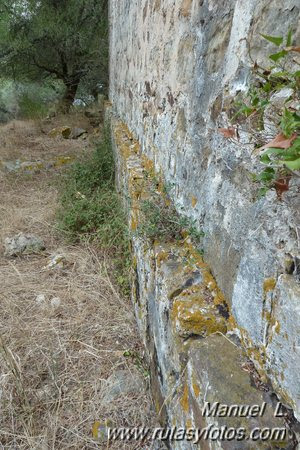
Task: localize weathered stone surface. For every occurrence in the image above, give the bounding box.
[19,161,43,173]
[44,253,67,270]
[35,294,46,305]
[1,159,22,172]
[172,292,227,338]
[264,275,300,416]
[4,233,45,256]
[109,0,300,424]
[109,116,297,448]
[48,126,71,139]
[71,127,87,139]
[1,157,74,174]
[186,335,291,449]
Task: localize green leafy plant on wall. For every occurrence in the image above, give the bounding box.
[137,175,204,250]
[220,31,300,198]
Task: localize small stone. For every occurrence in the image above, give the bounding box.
[45,254,66,270]
[2,160,22,172]
[36,294,46,305]
[50,297,61,308]
[71,127,87,139]
[102,370,144,403]
[4,233,45,256]
[48,126,71,139]
[20,161,44,173]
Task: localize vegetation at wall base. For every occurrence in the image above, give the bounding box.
[137,176,204,251]
[57,126,131,296]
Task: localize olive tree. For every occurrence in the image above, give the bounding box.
[0,0,108,110]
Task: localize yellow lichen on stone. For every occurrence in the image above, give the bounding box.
[180,0,193,17]
[191,196,198,208]
[131,142,140,154]
[238,329,268,381]
[54,156,74,167]
[227,314,238,331]
[114,123,139,160]
[156,249,169,267]
[141,154,155,175]
[155,398,161,414]
[172,295,227,337]
[186,419,192,429]
[21,161,44,171]
[192,373,201,398]
[180,383,189,413]
[48,126,71,139]
[263,278,276,293]
[130,214,138,232]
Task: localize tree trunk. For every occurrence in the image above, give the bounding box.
[60,80,80,112]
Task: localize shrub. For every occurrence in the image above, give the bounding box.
[18,92,48,119]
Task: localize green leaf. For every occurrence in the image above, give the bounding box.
[293,113,300,123]
[270,71,289,78]
[260,154,271,164]
[280,109,300,137]
[251,96,259,107]
[262,81,272,93]
[259,167,275,182]
[261,34,284,46]
[286,29,293,47]
[231,105,254,121]
[263,147,284,156]
[282,138,300,158]
[269,50,288,62]
[258,187,269,198]
[274,83,285,91]
[289,136,300,151]
[250,173,258,182]
[243,106,255,117]
[280,157,300,170]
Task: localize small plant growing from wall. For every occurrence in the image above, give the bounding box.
[220,31,299,198]
[137,174,204,250]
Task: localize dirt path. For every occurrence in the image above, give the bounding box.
[0,115,156,449]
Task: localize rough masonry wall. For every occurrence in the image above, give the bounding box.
[109,0,300,430]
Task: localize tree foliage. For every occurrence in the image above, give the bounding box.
[0,0,109,109]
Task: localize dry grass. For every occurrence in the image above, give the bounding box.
[0,111,95,162]
[0,116,158,449]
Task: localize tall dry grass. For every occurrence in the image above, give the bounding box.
[0,116,158,449]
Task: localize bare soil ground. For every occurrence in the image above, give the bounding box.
[0,114,157,449]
